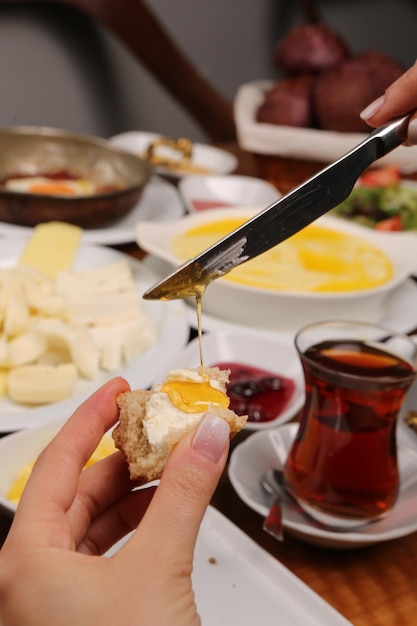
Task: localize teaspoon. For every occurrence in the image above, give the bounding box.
[261,469,285,541]
[261,469,370,535]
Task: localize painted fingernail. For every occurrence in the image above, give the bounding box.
[407,118,417,145]
[192,414,230,463]
[360,95,385,121]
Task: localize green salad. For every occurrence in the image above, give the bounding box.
[331,183,417,231]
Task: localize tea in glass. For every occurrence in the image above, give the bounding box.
[284,321,417,528]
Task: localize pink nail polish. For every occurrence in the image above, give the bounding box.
[407,118,417,145]
[360,95,385,121]
[192,414,230,463]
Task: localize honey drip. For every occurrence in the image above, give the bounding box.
[195,288,207,379]
[160,285,231,413]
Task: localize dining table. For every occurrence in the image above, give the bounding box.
[1,142,417,625]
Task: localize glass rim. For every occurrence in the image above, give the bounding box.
[294,320,417,383]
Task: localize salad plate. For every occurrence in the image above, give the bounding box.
[229,423,417,549]
[109,130,238,178]
[0,240,189,432]
[151,328,305,431]
[331,179,417,232]
[0,176,184,245]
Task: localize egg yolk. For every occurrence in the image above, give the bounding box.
[162,380,230,413]
[172,220,393,293]
[29,182,78,196]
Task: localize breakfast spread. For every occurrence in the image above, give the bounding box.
[112,366,247,482]
[172,218,393,293]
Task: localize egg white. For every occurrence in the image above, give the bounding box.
[4,176,96,196]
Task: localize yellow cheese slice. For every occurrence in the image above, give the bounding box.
[19,222,82,278]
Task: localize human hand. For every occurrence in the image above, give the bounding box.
[0,377,230,626]
[360,61,417,145]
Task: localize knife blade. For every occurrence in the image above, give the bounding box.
[144,114,410,301]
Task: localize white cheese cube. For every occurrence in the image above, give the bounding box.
[3,282,30,338]
[7,330,48,367]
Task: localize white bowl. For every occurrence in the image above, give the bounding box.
[136,208,417,332]
[178,174,280,213]
[109,131,238,178]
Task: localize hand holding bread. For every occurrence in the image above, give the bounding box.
[113,366,247,482]
[0,375,235,625]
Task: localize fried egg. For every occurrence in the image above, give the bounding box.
[4,176,96,197]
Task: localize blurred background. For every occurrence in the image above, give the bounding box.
[0,0,415,141]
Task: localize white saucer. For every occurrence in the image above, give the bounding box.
[109,131,238,178]
[229,423,417,549]
[178,174,280,213]
[151,329,305,430]
[0,175,185,245]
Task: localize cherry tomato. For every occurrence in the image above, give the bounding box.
[375,216,403,231]
[359,166,401,187]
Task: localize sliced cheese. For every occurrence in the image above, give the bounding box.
[19,222,82,278]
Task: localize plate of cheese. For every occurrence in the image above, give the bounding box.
[0,223,189,432]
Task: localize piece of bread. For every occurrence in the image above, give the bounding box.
[112,367,247,483]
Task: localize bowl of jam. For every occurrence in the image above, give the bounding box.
[0,126,151,228]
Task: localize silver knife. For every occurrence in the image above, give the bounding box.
[144,114,410,301]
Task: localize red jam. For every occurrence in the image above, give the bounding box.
[210,362,295,423]
[191,200,233,211]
